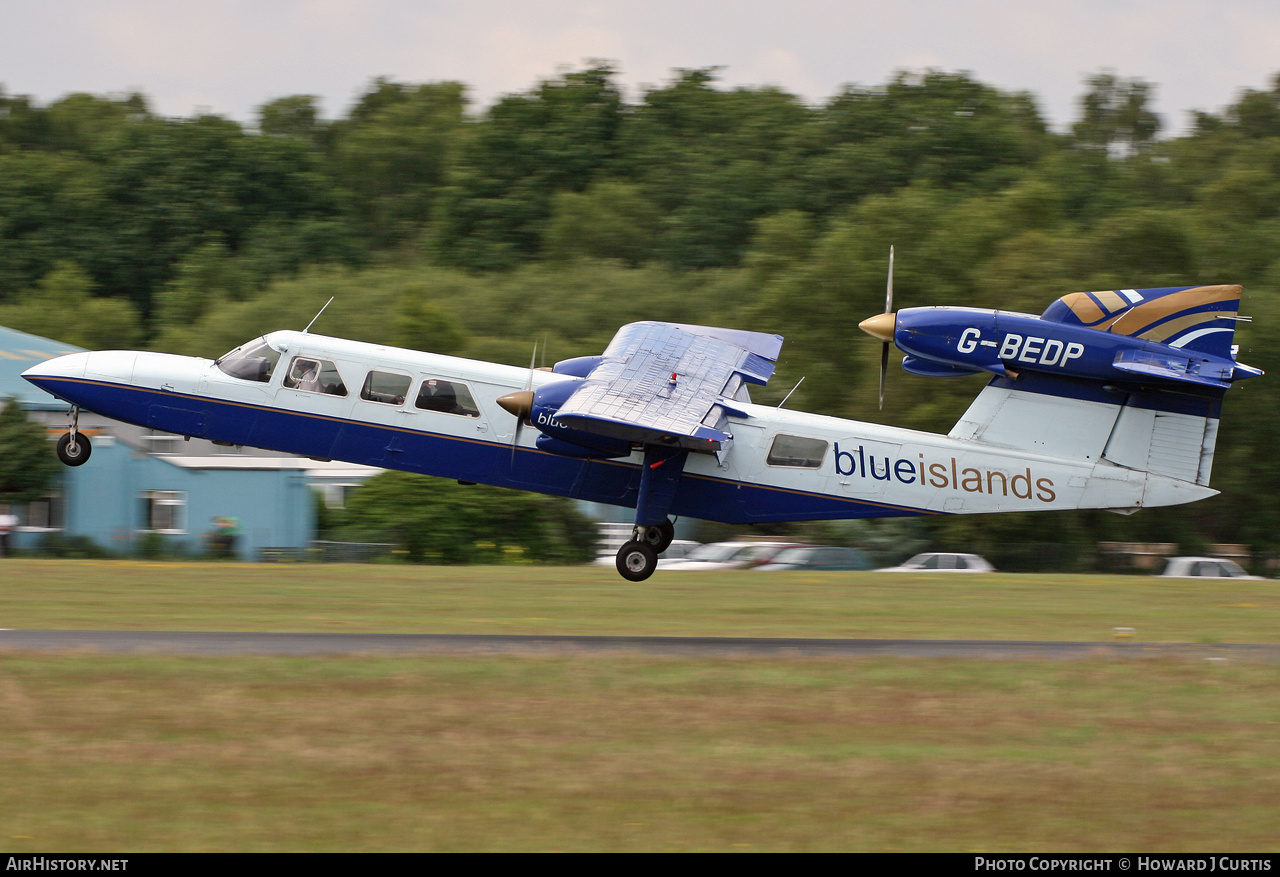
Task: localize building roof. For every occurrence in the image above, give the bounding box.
[0,325,84,410]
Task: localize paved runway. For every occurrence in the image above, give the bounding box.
[2,629,1278,659]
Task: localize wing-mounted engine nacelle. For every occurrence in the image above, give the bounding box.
[551,355,605,378]
[514,379,633,459]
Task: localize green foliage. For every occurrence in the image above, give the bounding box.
[334,471,597,564]
[0,262,142,348]
[0,399,59,503]
[1073,72,1161,153]
[31,531,113,559]
[329,79,466,250]
[257,95,326,144]
[542,181,660,265]
[394,291,467,355]
[436,64,623,269]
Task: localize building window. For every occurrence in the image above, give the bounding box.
[19,491,64,530]
[313,482,360,510]
[140,490,186,534]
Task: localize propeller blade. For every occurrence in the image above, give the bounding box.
[500,341,539,467]
[879,340,889,410]
[866,246,894,410]
[885,245,894,315]
[880,245,890,409]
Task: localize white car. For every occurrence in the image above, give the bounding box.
[593,539,701,567]
[660,541,799,571]
[1156,557,1262,580]
[878,552,995,573]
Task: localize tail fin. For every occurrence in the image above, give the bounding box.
[1041,285,1243,359]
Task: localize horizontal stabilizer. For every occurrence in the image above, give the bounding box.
[1111,349,1234,388]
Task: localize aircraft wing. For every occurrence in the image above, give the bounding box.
[553,321,784,451]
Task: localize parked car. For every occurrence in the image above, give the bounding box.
[1155,557,1262,580]
[661,541,799,571]
[878,552,995,572]
[593,539,701,567]
[755,546,875,571]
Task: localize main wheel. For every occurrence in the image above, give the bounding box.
[56,432,91,466]
[616,540,658,582]
[640,519,676,554]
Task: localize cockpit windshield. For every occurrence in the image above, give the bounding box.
[216,339,281,383]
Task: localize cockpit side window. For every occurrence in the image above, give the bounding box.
[283,356,348,396]
[216,340,280,383]
[415,378,480,417]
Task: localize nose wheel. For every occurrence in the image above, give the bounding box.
[56,406,92,466]
[56,432,91,466]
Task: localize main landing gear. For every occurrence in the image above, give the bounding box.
[56,406,91,466]
[615,446,688,582]
[615,519,675,582]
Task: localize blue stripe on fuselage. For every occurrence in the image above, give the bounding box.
[28,375,938,524]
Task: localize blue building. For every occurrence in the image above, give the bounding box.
[0,324,372,559]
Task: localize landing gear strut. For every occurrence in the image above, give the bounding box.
[56,406,91,466]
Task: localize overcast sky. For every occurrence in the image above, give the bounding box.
[4,0,1279,135]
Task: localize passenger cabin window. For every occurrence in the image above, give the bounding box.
[216,339,280,383]
[415,378,479,417]
[283,356,347,396]
[360,370,412,405]
[766,434,828,468]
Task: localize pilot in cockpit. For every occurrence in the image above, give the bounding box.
[291,358,323,393]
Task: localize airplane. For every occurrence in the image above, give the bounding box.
[21,274,1262,581]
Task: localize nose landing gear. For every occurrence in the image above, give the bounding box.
[56,406,92,466]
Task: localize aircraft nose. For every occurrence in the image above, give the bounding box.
[22,351,91,383]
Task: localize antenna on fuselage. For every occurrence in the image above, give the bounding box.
[303,297,335,334]
[777,376,805,408]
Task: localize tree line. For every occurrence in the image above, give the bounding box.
[4,65,1280,561]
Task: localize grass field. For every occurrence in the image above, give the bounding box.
[3,559,1280,641]
[2,560,1279,851]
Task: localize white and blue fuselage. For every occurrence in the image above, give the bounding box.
[22,328,1218,526]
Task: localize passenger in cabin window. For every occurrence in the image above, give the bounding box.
[415,378,479,416]
[418,379,459,413]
